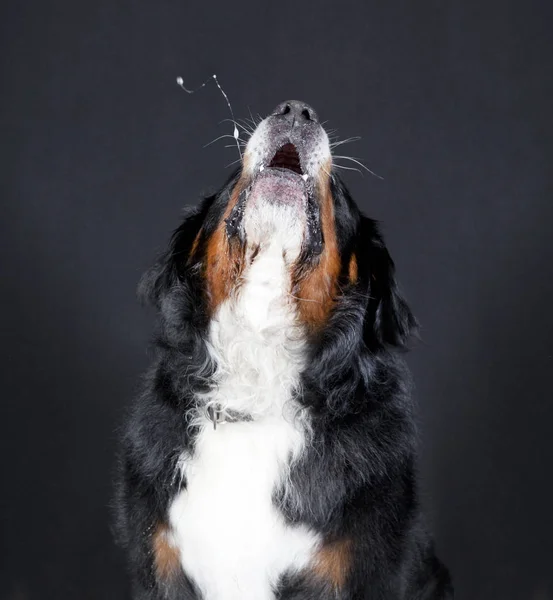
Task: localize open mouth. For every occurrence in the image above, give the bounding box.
[268,143,303,175]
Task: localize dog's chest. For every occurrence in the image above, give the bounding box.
[169,420,318,600]
[168,243,319,600]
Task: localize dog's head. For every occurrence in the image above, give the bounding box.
[142,100,416,352]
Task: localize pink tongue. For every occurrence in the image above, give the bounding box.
[248,170,307,208]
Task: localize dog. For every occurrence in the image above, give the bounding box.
[114,100,453,599]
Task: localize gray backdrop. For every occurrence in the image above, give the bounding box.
[1,1,552,598]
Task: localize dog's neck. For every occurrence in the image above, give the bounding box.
[201,236,306,422]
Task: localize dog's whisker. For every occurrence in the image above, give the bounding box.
[287,293,323,304]
[204,134,247,149]
[329,136,362,149]
[333,155,384,180]
[247,107,262,127]
[321,165,334,181]
[236,123,255,136]
[219,118,254,136]
[332,163,364,175]
[225,158,243,168]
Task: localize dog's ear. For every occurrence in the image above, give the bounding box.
[358,217,418,350]
[138,203,208,309]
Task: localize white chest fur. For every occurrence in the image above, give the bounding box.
[169,419,318,600]
[168,226,319,600]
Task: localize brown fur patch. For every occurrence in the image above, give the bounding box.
[152,523,181,581]
[204,174,249,313]
[295,169,341,329]
[189,230,201,261]
[348,253,358,283]
[311,538,353,589]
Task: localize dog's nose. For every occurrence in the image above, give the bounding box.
[271,100,319,124]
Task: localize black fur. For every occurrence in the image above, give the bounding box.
[114,170,453,599]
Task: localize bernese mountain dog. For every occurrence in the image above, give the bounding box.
[114,100,453,599]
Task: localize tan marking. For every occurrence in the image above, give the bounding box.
[311,538,353,589]
[189,230,201,261]
[152,523,181,581]
[295,166,341,329]
[204,173,249,313]
[348,253,358,284]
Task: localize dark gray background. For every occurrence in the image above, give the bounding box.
[1,1,552,599]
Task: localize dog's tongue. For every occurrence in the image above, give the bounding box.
[247,168,307,209]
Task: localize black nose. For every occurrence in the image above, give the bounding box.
[271,100,319,124]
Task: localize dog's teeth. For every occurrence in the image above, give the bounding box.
[259,165,265,172]
[302,174,308,181]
